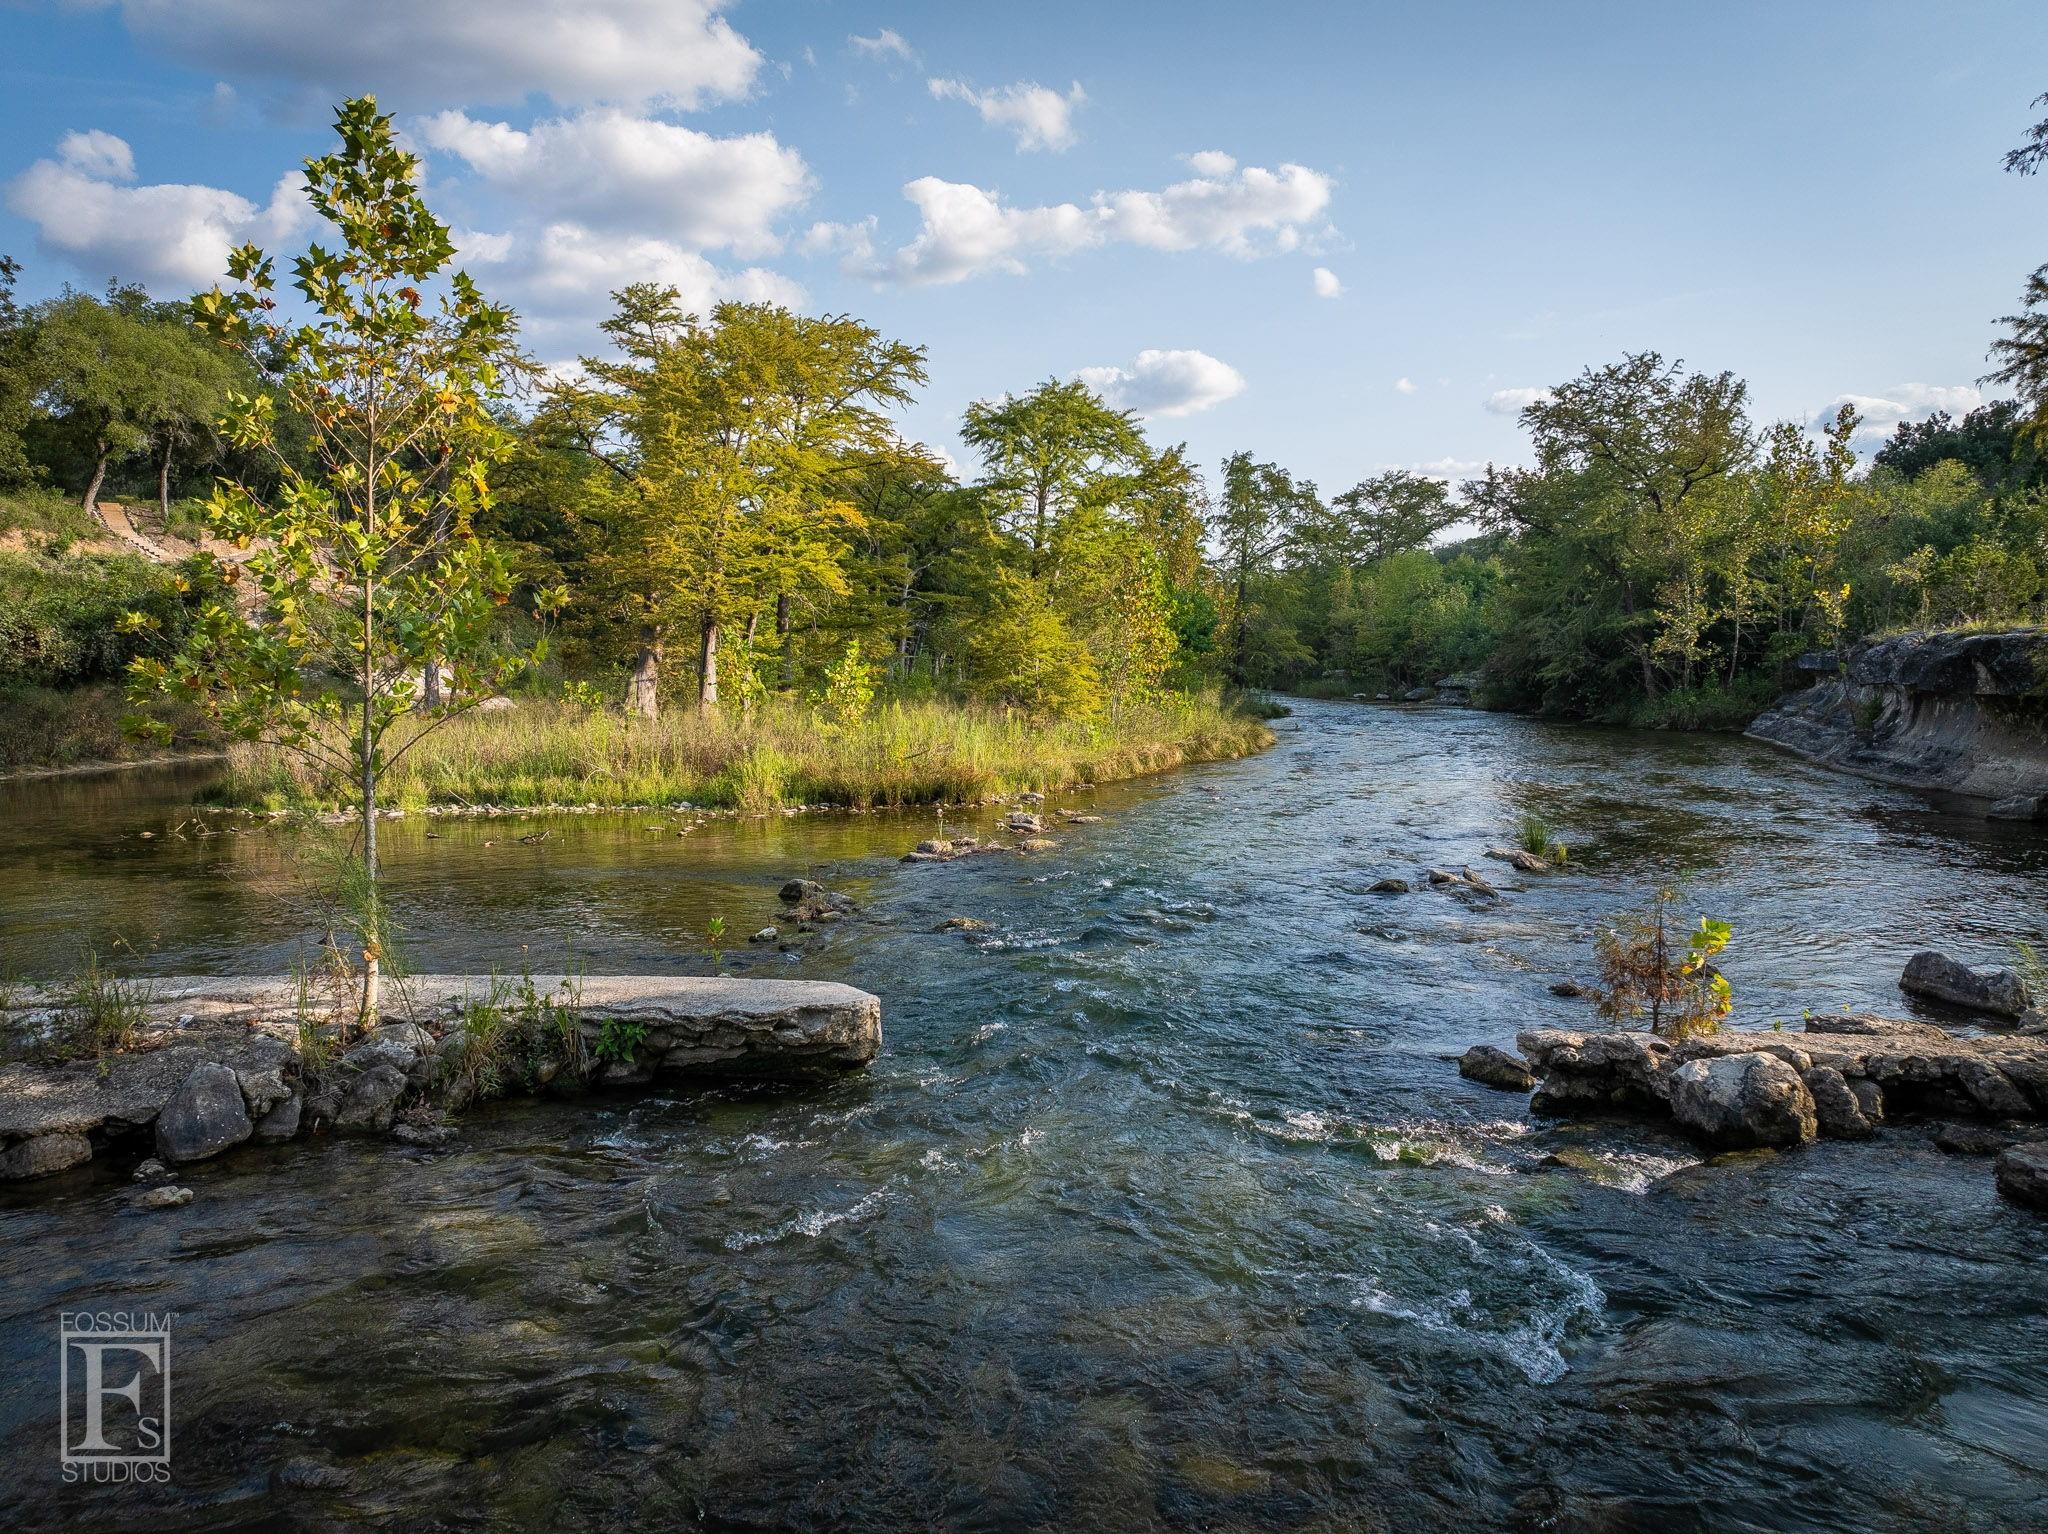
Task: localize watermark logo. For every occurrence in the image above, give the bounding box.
[60,1311,173,1483]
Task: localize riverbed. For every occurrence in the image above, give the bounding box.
[3,699,2046,1530]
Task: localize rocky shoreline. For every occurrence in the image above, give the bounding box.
[0,973,880,1194]
[1747,627,2048,818]
[1460,973,2048,1211]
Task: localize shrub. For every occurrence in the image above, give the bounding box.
[1594,890,1734,1040]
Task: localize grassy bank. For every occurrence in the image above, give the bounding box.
[210,692,1277,814]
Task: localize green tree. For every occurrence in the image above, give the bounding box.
[0,256,34,487]
[130,97,543,1018]
[962,379,1143,576]
[1213,451,1317,680]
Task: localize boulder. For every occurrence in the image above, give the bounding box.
[2019,1008,2048,1038]
[1990,795,2046,821]
[1666,1054,1817,1149]
[1804,1066,1874,1139]
[155,1062,254,1163]
[134,1185,193,1211]
[253,1091,302,1141]
[1458,1045,1535,1092]
[1367,878,1410,894]
[1005,813,1045,834]
[749,927,779,944]
[1549,980,1593,999]
[1484,846,1549,873]
[131,1157,168,1183]
[1994,1143,2048,1211]
[1899,950,2031,1018]
[936,917,990,932]
[235,1064,293,1117]
[779,878,824,903]
[1402,686,1433,702]
[343,1022,435,1074]
[1804,1012,1950,1040]
[1933,1122,2018,1156]
[0,1131,93,1180]
[332,1063,409,1132]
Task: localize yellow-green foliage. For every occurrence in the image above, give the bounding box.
[214,692,1273,813]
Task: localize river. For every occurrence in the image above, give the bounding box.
[3,699,2046,1530]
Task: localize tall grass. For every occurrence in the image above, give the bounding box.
[212,692,1276,813]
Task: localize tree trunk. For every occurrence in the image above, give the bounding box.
[776,591,793,689]
[420,656,443,711]
[698,614,721,710]
[158,441,173,522]
[82,444,111,522]
[627,642,661,720]
[741,611,759,717]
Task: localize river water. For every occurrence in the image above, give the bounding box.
[3,700,2047,1531]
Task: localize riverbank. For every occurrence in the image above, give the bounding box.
[204,692,1278,814]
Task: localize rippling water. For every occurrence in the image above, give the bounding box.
[4,701,2047,1530]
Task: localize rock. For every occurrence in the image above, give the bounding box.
[1062,814,1104,825]
[749,927,779,943]
[1804,1012,1950,1040]
[1484,846,1549,873]
[779,878,824,903]
[134,1185,193,1210]
[235,1064,293,1117]
[344,1022,435,1073]
[1017,791,1045,803]
[253,1090,302,1141]
[1374,692,1390,701]
[1005,812,1045,834]
[1549,980,1593,999]
[1403,686,1434,702]
[1994,1143,2048,1210]
[155,1061,254,1163]
[0,1131,93,1180]
[914,839,952,855]
[1367,878,1410,894]
[1849,1078,1885,1125]
[1458,1045,1536,1092]
[1016,837,1058,852]
[1900,951,2031,1018]
[1957,1058,2032,1117]
[332,1063,409,1132]
[131,1157,169,1182]
[475,694,518,712]
[1989,795,2045,821]
[1933,1122,2019,1156]
[391,1121,454,1146]
[936,917,989,932]
[1425,867,1499,897]
[1666,1054,1817,1149]
[1804,1066,1874,1139]
[2019,1008,2048,1038]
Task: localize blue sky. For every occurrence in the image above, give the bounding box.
[1,0,2043,492]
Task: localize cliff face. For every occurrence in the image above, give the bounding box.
[1746,628,2048,818]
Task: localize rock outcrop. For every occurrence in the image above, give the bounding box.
[1995,1143,2048,1209]
[1500,1013,2048,1152]
[1747,628,2048,815]
[0,974,882,1184]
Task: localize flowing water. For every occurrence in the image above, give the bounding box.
[3,700,2047,1531]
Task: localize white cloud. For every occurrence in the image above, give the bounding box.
[514,222,803,318]
[452,228,515,263]
[928,78,1085,153]
[1823,383,1984,445]
[810,157,1335,285]
[99,0,761,110]
[6,132,307,291]
[1394,377,1417,395]
[417,109,811,258]
[1405,457,1495,483]
[849,29,914,61]
[1184,150,1237,178]
[1075,348,1247,418]
[1312,265,1343,299]
[1485,386,1551,416]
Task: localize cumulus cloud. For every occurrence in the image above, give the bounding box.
[1312,265,1343,299]
[1485,386,1551,416]
[1823,383,1984,445]
[1394,377,1417,395]
[809,157,1335,285]
[6,131,307,291]
[416,109,811,258]
[1405,457,1496,484]
[511,222,802,317]
[849,29,914,61]
[1074,348,1247,418]
[1185,151,1236,177]
[95,0,761,110]
[928,78,1085,153]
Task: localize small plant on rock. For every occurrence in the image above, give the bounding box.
[1594,890,1733,1041]
[59,948,153,1064]
[593,1017,647,1066]
[1517,811,1570,865]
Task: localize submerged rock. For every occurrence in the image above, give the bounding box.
[1458,1044,1536,1092]
[1367,877,1410,894]
[134,1184,193,1211]
[1899,950,2032,1018]
[1484,846,1550,873]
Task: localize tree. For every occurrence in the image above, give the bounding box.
[30,287,160,518]
[1517,353,1755,697]
[565,291,924,714]
[1988,265,2048,448]
[1595,891,1734,1041]
[1315,469,1457,566]
[138,321,236,519]
[1212,451,1317,679]
[130,97,545,1019]
[961,379,1143,576]
[2004,90,2048,176]
[1873,400,2043,490]
[0,256,34,487]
